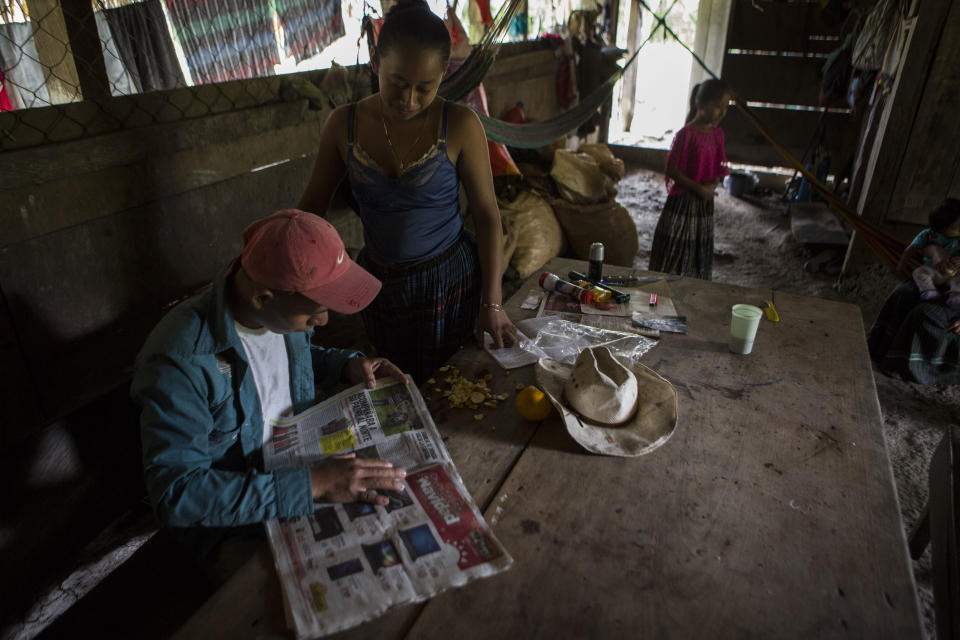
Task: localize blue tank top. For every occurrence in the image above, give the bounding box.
[346,100,463,264]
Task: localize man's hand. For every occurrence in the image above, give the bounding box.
[344,355,407,388]
[310,454,406,505]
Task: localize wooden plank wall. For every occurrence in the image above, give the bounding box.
[882,0,960,225]
[720,0,853,168]
[0,99,330,449]
[482,45,559,123]
[0,42,558,452]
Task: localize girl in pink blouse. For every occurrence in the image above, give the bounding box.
[649,79,731,280]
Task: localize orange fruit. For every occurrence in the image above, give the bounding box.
[515,386,553,422]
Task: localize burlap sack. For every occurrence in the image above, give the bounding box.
[550,198,638,267]
[578,143,626,181]
[499,191,565,278]
[550,150,616,204]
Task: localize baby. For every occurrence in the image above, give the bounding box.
[911,198,960,307]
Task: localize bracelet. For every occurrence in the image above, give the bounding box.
[482,302,503,312]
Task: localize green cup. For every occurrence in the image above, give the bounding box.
[730,304,763,355]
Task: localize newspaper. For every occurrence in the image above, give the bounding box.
[263,378,512,639]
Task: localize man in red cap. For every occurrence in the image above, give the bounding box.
[132,210,407,572]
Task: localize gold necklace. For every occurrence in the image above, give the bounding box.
[380,97,430,172]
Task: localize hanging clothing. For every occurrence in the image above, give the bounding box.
[0,66,14,111]
[445,56,519,176]
[102,0,184,92]
[276,0,344,63]
[166,0,278,84]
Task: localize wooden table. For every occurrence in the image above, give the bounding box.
[175,258,922,639]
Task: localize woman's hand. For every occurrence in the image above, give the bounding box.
[950,318,960,335]
[344,355,408,388]
[310,454,406,505]
[935,259,956,276]
[476,307,518,349]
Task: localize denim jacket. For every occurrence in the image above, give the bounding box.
[131,264,359,528]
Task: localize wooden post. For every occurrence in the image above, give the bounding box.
[621,0,639,132]
[60,0,111,100]
[26,0,82,104]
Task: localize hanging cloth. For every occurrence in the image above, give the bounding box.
[476,50,638,148]
[438,0,524,101]
[0,65,14,111]
[166,0,278,84]
[276,0,345,63]
[102,0,184,92]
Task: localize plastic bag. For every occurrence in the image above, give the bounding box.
[515,317,656,365]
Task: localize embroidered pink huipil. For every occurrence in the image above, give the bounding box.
[664,125,730,195]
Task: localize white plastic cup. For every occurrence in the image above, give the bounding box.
[729,304,763,355]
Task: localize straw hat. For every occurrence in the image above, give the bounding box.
[536,347,677,457]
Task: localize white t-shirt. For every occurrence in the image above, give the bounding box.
[234,322,293,446]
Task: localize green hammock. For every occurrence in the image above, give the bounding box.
[438,0,525,101]
[476,50,639,149]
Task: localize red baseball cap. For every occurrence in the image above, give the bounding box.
[240,210,381,314]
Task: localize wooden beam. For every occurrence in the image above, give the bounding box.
[60,0,112,100]
[621,0,640,132]
[723,106,855,168]
[725,0,842,54]
[0,101,324,246]
[25,0,82,104]
[723,53,825,107]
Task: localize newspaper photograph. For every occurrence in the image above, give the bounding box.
[263,378,512,639]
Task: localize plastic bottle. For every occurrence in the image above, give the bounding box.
[539,272,594,304]
[588,242,604,282]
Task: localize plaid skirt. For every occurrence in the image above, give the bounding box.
[868,279,960,384]
[648,192,714,280]
[357,233,481,384]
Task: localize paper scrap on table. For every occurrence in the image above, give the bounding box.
[520,289,543,310]
[484,332,539,369]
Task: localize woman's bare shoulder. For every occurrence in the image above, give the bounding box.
[445,101,483,141]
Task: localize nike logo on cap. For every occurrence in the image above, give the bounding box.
[337,250,344,265]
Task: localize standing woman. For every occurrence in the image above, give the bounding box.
[298,0,517,383]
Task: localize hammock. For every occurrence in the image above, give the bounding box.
[478,50,639,148]
[438,0,525,101]
[634,0,909,270]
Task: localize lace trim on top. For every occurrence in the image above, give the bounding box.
[352,141,445,178]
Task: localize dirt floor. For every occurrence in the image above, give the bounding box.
[617,164,955,637]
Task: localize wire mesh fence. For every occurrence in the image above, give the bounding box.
[0,0,360,150]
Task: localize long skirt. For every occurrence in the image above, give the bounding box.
[648,192,714,280]
[357,233,481,384]
[868,279,960,384]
